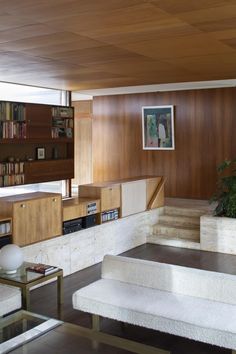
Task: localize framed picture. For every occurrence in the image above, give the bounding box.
[142,105,175,150]
[36,147,45,160]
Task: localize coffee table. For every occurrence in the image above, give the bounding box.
[0,262,63,311]
[0,310,62,354]
[1,311,167,354]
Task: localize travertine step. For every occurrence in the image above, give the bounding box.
[164,206,206,218]
[147,235,200,250]
[153,224,200,241]
[159,214,200,228]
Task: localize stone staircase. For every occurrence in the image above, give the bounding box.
[148,206,207,250]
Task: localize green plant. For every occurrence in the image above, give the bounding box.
[211,159,236,218]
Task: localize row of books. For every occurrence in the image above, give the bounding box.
[0,121,27,139]
[0,162,24,176]
[0,102,26,121]
[0,222,11,235]
[51,127,73,138]
[0,174,24,187]
[52,106,73,118]
[101,209,119,223]
[52,117,74,128]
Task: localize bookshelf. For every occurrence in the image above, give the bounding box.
[0,216,12,248]
[0,101,74,187]
[52,106,74,139]
[0,102,26,139]
[100,208,119,224]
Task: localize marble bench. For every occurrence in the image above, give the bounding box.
[73,255,236,353]
[0,284,21,317]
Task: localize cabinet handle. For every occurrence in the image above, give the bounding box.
[52,198,57,202]
[20,204,26,208]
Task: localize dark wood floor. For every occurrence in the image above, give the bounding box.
[29,244,235,354]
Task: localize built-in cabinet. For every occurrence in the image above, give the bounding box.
[79,183,121,223]
[0,101,74,187]
[0,177,164,247]
[0,192,62,246]
[79,176,164,223]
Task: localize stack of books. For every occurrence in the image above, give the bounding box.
[26,264,59,275]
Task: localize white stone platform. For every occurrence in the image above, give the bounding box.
[22,208,162,276]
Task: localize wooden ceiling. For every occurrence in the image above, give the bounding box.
[1,0,236,90]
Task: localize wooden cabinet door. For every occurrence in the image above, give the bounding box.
[13,200,44,246]
[101,186,120,211]
[13,195,62,246]
[48,195,62,237]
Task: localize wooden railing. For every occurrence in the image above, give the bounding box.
[147,177,166,210]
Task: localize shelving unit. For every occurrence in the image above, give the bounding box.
[0,161,25,187]
[0,101,74,186]
[0,216,12,248]
[52,106,74,139]
[100,208,119,224]
[0,102,26,139]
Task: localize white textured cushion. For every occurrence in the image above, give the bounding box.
[73,278,236,349]
[0,284,21,316]
[102,255,236,305]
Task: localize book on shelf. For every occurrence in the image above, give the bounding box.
[26,264,59,275]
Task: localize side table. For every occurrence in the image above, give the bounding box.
[0,262,63,313]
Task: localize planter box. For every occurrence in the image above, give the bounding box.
[201,214,236,255]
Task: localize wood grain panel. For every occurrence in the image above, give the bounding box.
[0,0,236,89]
[0,192,62,246]
[72,101,93,186]
[92,88,236,199]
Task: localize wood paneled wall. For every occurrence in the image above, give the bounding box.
[72,100,93,186]
[92,88,236,199]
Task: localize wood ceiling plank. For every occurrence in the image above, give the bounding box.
[164,53,236,75]
[86,58,183,76]
[175,4,236,32]
[42,3,169,37]
[113,33,236,60]
[209,28,236,40]
[0,13,35,31]
[91,24,201,47]
[0,32,87,51]
[0,24,58,44]
[21,38,108,57]
[221,37,236,49]
[43,45,145,65]
[5,0,145,20]
[150,0,234,14]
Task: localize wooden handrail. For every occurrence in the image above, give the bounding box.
[147,177,166,210]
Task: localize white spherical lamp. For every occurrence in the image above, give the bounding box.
[0,244,23,274]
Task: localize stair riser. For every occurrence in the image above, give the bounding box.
[159,215,200,228]
[164,206,204,218]
[153,225,199,240]
[147,237,200,250]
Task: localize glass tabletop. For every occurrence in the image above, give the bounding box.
[0,310,62,354]
[0,262,61,284]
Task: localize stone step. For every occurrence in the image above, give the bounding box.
[147,234,201,250]
[164,206,206,218]
[159,214,200,228]
[153,223,200,241]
